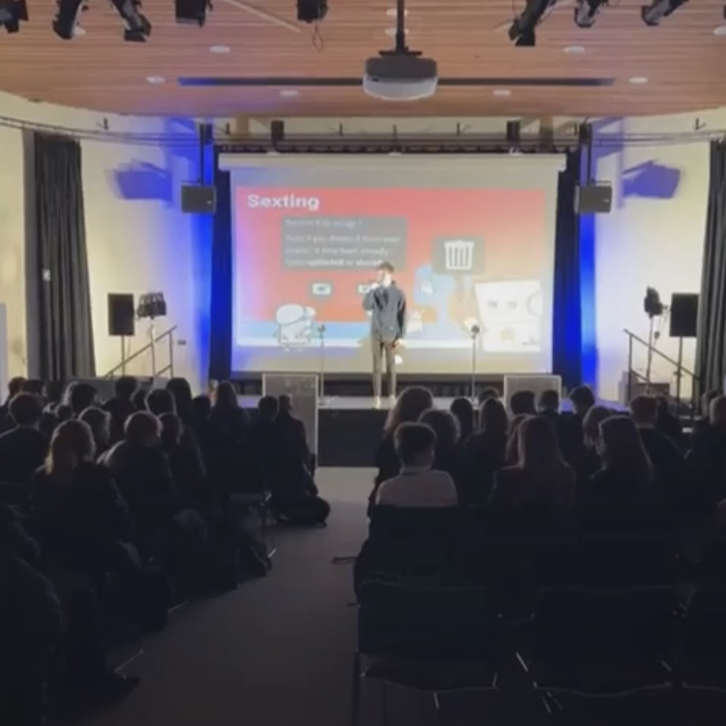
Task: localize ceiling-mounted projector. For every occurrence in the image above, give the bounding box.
[363,55,438,101]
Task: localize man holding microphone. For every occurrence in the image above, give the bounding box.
[362,262,407,409]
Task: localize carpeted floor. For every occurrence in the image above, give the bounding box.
[86,468,726,726]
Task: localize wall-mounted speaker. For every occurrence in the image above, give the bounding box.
[107,294,135,337]
[575,183,612,214]
[670,293,699,338]
[181,184,216,214]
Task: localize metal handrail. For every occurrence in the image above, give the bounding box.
[104,325,178,378]
[623,328,699,380]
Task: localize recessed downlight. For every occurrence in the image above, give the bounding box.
[564,44,585,54]
[279,89,300,97]
[493,89,512,98]
[145,76,166,85]
[384,26,408,36]
[209,44,230,54]
[628,76,648,85]
[713,25,726,36]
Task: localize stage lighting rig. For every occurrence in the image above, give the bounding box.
[53,0,85,39]
[0,0,28,33]
[297,0,327,23]
[641,0,687,26]
[508,0,557,47]
[110,0,151,41]
[574,0,608,28]
[175,0,213,27]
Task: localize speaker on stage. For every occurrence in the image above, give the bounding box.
[670,293,699,338]
[108,294,135,337]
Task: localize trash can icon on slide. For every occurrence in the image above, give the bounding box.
[432,237,482,274]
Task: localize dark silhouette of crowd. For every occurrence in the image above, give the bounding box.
[355,384,726,712]
[0,375,329,724]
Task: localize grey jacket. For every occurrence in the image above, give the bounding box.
[362,283,407,342]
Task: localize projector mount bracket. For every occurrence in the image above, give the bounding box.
[379,0,420,58]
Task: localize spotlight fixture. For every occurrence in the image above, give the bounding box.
[0,0,28,33]
[641,0,687,26]
[574,0,608,28]
[297,0,328,23]
[175,0,213,27]
[508,0,557,47]
[53,0,85,39]
[110,0,151,41]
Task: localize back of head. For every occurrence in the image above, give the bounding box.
[125,411,162,448]
[67,382,97,416]
[419,408,460,450]
[569,385,596,416]
[21,379,46,398]
[8,393,43,428]
[78,406,110,441]
[510,390,536,416]
[384,386,434,436]
[160,412,183,447]
[278,394,293,415]
[114,376,138,401]
[582,405,612,447]
[479,397,508,434]
[599,415,653,481]
[710,395,726,429]
[506,414,528,463]
[539,389,560,413]
[258,395,279,422]
[147,388,176,416]
[7,376,27,400]
[394,422,436,469]
[46,419,95,476]
[192,394,212,419]
[214,381,238,409]
[477,387,500,404]
[55,403,72,424]
[449,397,474,438]
[167,378,193,421]
[629,394,658,427]
[518,414,563,476]
[131,388,148,411]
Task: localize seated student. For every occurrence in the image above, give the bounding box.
[102,376,138,445]
[79,406,112,458]
[477,386,500,405]
[450,397,475,443]
[274,394,311,470]
[0,393,50,484]
[655,395,684,449]
[509,390,536,416]
[0,376,26,433]
[573,405,612,485]
[418,408,461,480]
[505,413,528,464]
[580,416,659,534]
[160,412,207,505]
[375,422,458,508]
[191,394,212,443]
[65,382,98,419]
[490,415,576,530]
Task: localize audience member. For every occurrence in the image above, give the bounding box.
[103,376,138,444]
[0,376,26,432]
[686,395,726,513]
[191,394,212,442]
[449,397,475,443]
[275,394,311,470]
[160,412,206,504]
[166,378,194,426]
[418,408,461,479]
[131,387,148,411]
[509,390,536,416]
[654,395,684,448]
[0,393,50,483]
[580,416,658,534]
[477,387,500,404]
[538,388,560,414]
[66,383,98,418]
[490,415,576,530]
[79,406,112,457]
[376,422,458,508]
[505,413,527,464]
[574,405,612,483]
[569,385,596,418]
[374,386,434,487]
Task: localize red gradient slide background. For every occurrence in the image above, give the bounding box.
[234,187,546,323]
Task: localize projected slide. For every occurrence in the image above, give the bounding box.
[228,156,560,375]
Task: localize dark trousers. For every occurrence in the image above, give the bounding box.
[371,336,396,399]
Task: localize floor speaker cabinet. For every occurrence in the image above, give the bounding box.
[181,184,217,214]
[575,183,613,214]
[108,294,135,337]
[670,293,699,338]
[503,374,562,411]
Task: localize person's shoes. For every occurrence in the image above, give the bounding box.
[373,397,382,409]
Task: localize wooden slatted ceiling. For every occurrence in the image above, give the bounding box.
[0,0,724,117]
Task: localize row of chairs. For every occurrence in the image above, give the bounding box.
[353,580,726,725]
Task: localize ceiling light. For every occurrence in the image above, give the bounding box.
[509,0,558,47]
[209,44,230,53]
[279,89,300,97]
[628,76,648,84]
[493,89,512,97]
[564,44,585,53]
[640,0,687,26]
[574,0,608,27]
[0,0,28,32]
[714,25,726,36]
[146,75,166,84]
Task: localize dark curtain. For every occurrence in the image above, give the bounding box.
[34,134,95,381]
[552,149,583,390]
[208,155,233,381]
[696,139,726,396]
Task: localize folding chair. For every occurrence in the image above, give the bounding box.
[353,578,499,726]
[517,586,676,713]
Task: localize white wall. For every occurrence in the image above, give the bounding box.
[0,93,211,390]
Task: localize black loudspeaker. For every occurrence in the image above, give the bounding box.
[670,293,699,338]
[181,184,216,213]
[271,119,285,145]
[108,294,135,337]
[575,183,613,214]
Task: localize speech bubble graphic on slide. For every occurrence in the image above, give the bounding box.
[275,303,317,348]
[310,282,333,297]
